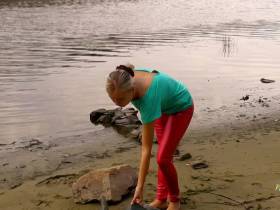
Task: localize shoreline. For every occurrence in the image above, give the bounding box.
[0,105,280,209]
[0,99,279,190]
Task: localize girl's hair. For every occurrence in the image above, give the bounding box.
[106,63,135,95]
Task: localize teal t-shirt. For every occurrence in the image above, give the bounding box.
[131,67,193,124]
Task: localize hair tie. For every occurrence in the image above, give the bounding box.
[116,65,135,77]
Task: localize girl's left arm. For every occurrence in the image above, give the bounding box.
[131,121,154,204]
[137,121,154,189]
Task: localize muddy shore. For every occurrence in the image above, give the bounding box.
[0,91,280,210]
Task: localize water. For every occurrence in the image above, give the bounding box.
[0,0,280,143]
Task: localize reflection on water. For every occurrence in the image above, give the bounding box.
[0,0,280,142]
[222,35,234,57]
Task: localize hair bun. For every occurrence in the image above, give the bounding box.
[116,64,135,77]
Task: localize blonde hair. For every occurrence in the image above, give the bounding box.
[106,63,135,95]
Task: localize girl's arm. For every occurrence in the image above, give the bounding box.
[136,121,154,190]
[131,121,155,204]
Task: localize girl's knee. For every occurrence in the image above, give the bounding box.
[157,157,171,168]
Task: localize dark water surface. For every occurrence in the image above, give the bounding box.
[0,0,280,143]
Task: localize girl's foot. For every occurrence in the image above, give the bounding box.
[149,199,168,209]
[167,201,180,210]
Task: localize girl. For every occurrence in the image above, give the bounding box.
[106,64,194,210]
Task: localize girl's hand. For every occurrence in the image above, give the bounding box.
[131,186,143,205]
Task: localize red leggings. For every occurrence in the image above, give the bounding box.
[154,104,194,202]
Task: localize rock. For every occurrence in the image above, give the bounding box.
[129,203,147,210]
[19,164,26,168]
[188,160,208,170]
[114,116,141,126]
[260,78,275,83]
[224,178,235,182]
[114,124,140,137]
[112,108,124,117]
[240,95,249,101]
[90,108,107,123]
[72,164,137,204]
[177,152,192,161]
[90,107,142,140]
[123,108,138,117]
[128,128,142,139]
[111,113,124,123]
[95,114,113,126]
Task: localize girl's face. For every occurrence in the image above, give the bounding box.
[109,88,134,107]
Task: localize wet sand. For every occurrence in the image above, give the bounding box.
[0,102,280,210]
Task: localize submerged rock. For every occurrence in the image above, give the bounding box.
[72,164,137,204]
[15,138,54,151]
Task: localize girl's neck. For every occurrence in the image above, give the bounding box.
[132,71,154,100]
[132,78,143,100]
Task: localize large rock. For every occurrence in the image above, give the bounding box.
[72,164,137,204]
[90,107,142,140]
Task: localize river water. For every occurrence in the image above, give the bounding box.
[0,0,279,143]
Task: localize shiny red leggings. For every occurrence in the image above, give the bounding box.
[154,105,194,202]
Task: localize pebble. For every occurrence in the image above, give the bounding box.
[177,153,192,161]
[187,160,209,169]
